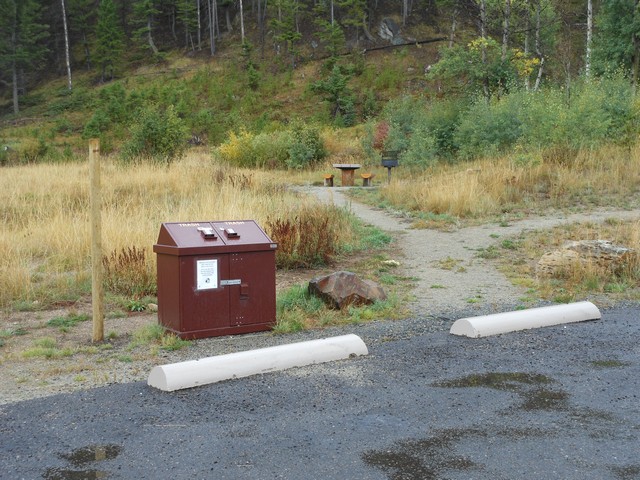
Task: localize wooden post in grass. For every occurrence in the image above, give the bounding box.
[89,139,104,342]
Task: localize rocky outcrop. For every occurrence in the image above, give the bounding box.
[537,240,635,277]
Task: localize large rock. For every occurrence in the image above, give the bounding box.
[308,271,387,310]
[379,18,402,43]
[537,240,635,277]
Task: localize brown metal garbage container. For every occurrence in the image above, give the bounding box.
[153,220,278,339]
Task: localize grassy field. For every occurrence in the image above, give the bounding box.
[0,152,350,306]
[361,144,640,223]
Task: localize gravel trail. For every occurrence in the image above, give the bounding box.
[306,186,640,316]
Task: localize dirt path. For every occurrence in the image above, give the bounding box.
[306,186,640,317]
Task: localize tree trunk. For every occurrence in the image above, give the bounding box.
[632,0,640,89]
[402,0,408,26]
[502,0,510,61]
[585,0,592,78]
[82,32,92,70]
[533,0,543,90]
[240,0,245,42]
[449,6,458,48]
[147,17,159,55]
[225,5,232,32]
[524,0,530,89]
[12,61,19,115]
[214,0,220,38]
[209,0,215,55]
[480,0,489,98]
[61,0,72,90]
[197,0,202,49]
[10,0,19,115]
[534,56,544,91]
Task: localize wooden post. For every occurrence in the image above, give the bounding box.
[89,139,104,342]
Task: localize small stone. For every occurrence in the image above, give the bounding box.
[147,303,158,312]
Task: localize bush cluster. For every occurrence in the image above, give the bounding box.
[367,75,640,167]
[121,105,189,164]
[214,123,326,169]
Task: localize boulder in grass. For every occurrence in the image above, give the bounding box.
[308,271,387,310]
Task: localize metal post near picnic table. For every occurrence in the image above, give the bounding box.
[381,151,398,184]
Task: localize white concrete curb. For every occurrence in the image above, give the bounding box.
[148,334,369,392]
[450,301,602,338]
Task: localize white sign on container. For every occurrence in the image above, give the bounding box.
[196,259,218,290]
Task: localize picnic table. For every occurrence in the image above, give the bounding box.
[332,163,361,187]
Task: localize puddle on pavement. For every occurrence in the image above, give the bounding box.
[363,426,546,479]
[434,372,570,411]
[362,428,482,480]
[44,444,122,480]
[590,359,630,368]
[611,464,640,480]
[43,468,109,480]
[434,372,552,391]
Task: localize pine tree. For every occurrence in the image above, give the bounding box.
[0,0,49,114]
[95,0,125,82]
[176,0,198,50]
[313,0,345,62]
[133,0,160,56]
[271,0,303,68]
[592,0,640,84]
[68,0,96,70]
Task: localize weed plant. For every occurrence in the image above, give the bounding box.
[103,246,156,298]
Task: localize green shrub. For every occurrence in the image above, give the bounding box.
[455,95,523,159]
[399,121,437,168]
[424,99,465,159]
[121,104,189,164]
[286,123,326,169]
[83,109,110,139]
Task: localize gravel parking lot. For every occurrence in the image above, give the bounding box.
[2,305,639,479]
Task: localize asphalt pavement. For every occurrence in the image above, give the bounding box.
[1,306,639,480]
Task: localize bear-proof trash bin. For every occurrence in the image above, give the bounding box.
[153,220,277,339]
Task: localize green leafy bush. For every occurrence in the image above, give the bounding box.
[121,104,189,164]
[215,123,326,169]
[286,123,326,169]
[455,95,523,159]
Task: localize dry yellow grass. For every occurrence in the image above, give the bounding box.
[0,152,323,307]
[380,144,640,219]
